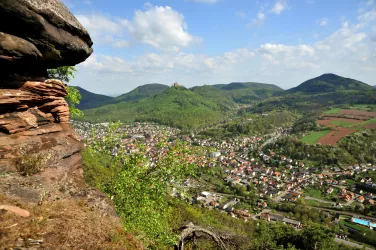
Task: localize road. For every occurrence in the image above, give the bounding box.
[334,238,375,250]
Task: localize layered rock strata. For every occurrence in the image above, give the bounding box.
[0,0,92,175]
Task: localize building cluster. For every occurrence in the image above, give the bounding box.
[73,121,376,227]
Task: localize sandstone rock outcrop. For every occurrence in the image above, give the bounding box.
[0,3,131,248]
[0,0,93,73]
[0,0,92,172]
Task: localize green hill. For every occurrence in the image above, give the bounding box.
[221,82,282,91]
[74,86,115,110]
[287,73,373,94]
[191,82,282,104]
[251,74,376,113]
[80,86,236,129]
[115,83,169,102]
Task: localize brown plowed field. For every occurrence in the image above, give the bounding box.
[317,128,356,145]
[313,109,376,145]
[339,109,376,117]
[365,123,376,129]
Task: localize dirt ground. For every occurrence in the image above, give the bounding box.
[317,128,356,145]
[0,194,143,250]
[364,123,376,129]
[315,109,376,144]
[339,109,376,118]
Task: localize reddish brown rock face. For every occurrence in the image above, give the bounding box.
[0,0,88,176]
[0,78,83,173]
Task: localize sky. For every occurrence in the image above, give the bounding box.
[63,0,376,96]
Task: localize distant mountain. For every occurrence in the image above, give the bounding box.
[373,85,376,88]
[251,74,376,113]
[115,83,169,102]
[75,86,115,110]
[287,73,373,94]
[221,82,282,91]
[80,86,236,129]
[191,82,282,104]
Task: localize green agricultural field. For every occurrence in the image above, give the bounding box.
[349,104,376,111]
[324,108,341,114]
[329,120,356,126]
[301,130,331,144]
[356,118,376,127]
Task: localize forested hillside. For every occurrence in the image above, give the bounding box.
[80,86,236,129]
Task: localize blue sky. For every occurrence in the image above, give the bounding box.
[63,0,376,95]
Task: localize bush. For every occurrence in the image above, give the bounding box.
[16,153,47,176]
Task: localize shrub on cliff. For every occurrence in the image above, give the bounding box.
[85,122,198,247]
[16,153,47,176]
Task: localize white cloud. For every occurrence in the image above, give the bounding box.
[76,14,127,48]
[319,17,328,26]
[75,9,376,94]
[271,1,287,15]
[77,5,200,51]
[252,12,266,26]
[122,6,200,51]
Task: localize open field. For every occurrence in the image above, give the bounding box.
[338,109,376,120]
[307,108,376,145]
[301,130,331,144]
[317,128,356,145]
[358,118,376,129]
[324,108,341,114]
[330,120,359,126]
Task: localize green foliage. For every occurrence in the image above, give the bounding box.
[191,82,283,104]
[47,66,76,82]
[340,218,376,247]
[251,90,376,114]
[86,122,198,247]
[300,130,331,144]
[81,147,113,188]
[47,66,83,117]
[338,130,376,163]
[200,111,296,138]
[16,153,47,176]
[292,113,320,133]
[265,137,356,165]
[66,86,84,117]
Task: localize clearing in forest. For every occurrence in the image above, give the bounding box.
[302,107,376,145]
[300,130,331,144]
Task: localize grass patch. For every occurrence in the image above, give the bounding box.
[329,120,357,127]
[344,179,355,185]
[324,108,341,114]
[303,186,339,203]
[301,130,331,144]
[356,118,376,128]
